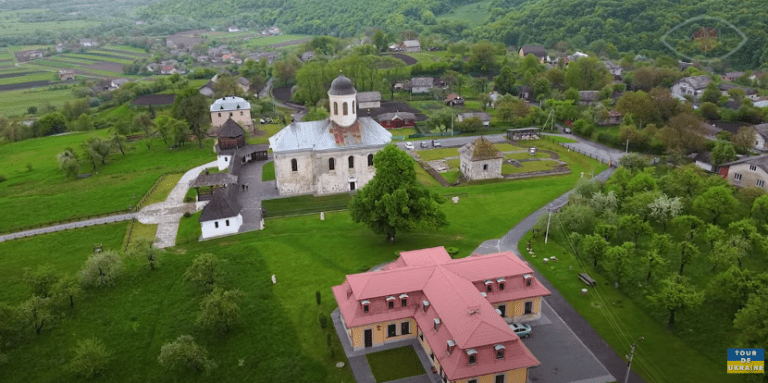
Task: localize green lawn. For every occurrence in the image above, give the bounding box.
[242,34,312,49]
[436,0,490,27]
[502,160,559,174]
[518,233,739,383]
[103,45,150,55]
[262,194,352,217]
[80,52,138,64]
[0,10,100,36]
[176,210,202,246]
[414,163,440,188]
[143,173,184,206]
[247,124,283,145]
[0,72,53,85]
[0,87,74,116]
[442,170,461,184]
[505,151,550,160]
[416,148,459,161]
[445,158,460,169]
[125,221,158,250]
[261,161,275,181]
[366,346,425,382]
[27,59,77,69]
[0,132,216,231]
[547,135,578,143]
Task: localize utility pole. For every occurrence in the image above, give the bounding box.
[544,209,553,244]
[625,139,629,153]
[623,337,644,383]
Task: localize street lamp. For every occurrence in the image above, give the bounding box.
[624,336,644,383]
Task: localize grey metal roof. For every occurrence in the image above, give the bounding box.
[210,96,251,112]
[328,74,356,96]
[199,185,241,222]
[724,71,745,78]
[357,91,381,103]
[519,45,546,57]
[457,112,491,122]
[678,75,711,90]
[190,173,238,188]
[376,112,416,122]
[410,77,434,87]
[269,117,392,153]
[403,40,420,48]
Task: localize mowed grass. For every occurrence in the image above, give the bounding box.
[366,346,425,381]
[176,210,202,246]
[143,173,184,206]
[0,87,74,116]
[0,132,216,231]
[242,34,312,48]
[27,59,77,69]
[502,160,559,174]
[261,161,275,181]
[0,222,128,304]
[103,45,150,55]
[518,233,739,383]
[505,151,551,160]
[0,71,55,85]
[262,193,352,217]
[247,123,283,145]
[547,135,578,143]
[125,221,158,249]
[416,148,459,161]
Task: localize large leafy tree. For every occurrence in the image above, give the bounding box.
[78,250,123,288]
[67,337,112,379]
[692,186,739,225]
[157,335,216,374]
[605,242,634,286]
[733,287,768,351]
[648,275,703,328]
[184,253,226,290]
[580,234,608,268]
[197,287,243,334]
[710,140,737,166]
[23,265,60,298]
[172,88,209,148]
[349,145,447,242]
[564,57,612,90]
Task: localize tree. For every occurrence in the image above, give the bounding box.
[710,140,737,166]
[622,190,661,221]
[57,150,79,178]
[23,265,60,298]
[619,214,651,246]
[468,40,499,72]
[648,275,703,328]
[349,145,447,242]
[67,337,112,378]
[18,295,52,335]
[82,137,111,171]
[37,112,67,136]
[648,194,683,231]
[158,335,216,374]
[212,73,245,99]
[700,82,721,104]
[373,29,387,52]
[427,108,455,132]
[556,203,597,234]
[649,87,680,121]
[658,113,707,153]
[642,250,668,281]
[110,130,127,156]
[533,77,552,99]
[197,287,243,334]
[564,57,612,90]
[751,194,768,225]
[616,91,656,128]
[126,238,161,271]
[78,250,123,288]
[595,223,617,242]
[733,287,768,351]
[184,253,225,290]
[172,88,209,148]
[677,242,699,275]
[133,112,154,149]
[456,117,483,133]
[303,106,330,122]
[709,238,740,272]
[75,113,94,131]
[54,274,81,308]
[581,234,608,268]
[692,186,738,224]
[494,65,516,95]
[699,102,719,120]
[732,126,756,152]
[618,153,648,173]
[605,242,634,286]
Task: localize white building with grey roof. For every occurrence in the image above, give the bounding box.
[210,96,252,129]
[671,75,712,99]
[268,74,392,196]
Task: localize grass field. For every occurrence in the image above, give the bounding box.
[125,222,158,250]
[547,135,579,143]
[0,87,74,116]
[505,151,551,160]
[143,173,184,206]
[242,34,311,49]
[0,71,55,85]
[176,210,202,245]
[262,193,352,217]
[248,124,283,145]
[416,148,459,161]
[502,160,559,174]
[261,161,275,181]
[27,59,78,69]
[0,132,216,231]
[0,10,101,36]
[436,0,490,27]
[366,346,425,381]
[103,45,150,55]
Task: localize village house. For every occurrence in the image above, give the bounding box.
[401,40,421,52]
[356,91,382,109]
[603,61,623,79]
[237,77,251,93]
[518,45,547,63]
[459,137,503,180]
[110,78,129,89]
[268,74,392,195]
[375,111,416,129]
[722,71,745,82]
[198,185,242,239]
[58,70,76,81]
[578,91,599,106]
[718,83,760,100]
[199,81,215,97]
[598,110,623,126]
[410,77,434,94]
[752,124,768,151]
[79,38,97,47]
[671,75,712,99]
[691,152,715,173]
[213,118,268,170]
[210,96,253,130]
[333,246,549,383]
[445,93,465,106]
[719,156,768,190]
[457,112,492,127]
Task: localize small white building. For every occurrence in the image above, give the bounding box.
[671,75,711,99]
[269,74,392,196]
[228,26,240,33]
[356,91,381,109]
[457,112,491,127]
[410,77,434,94]
[111,78,129,89]
[458,137,503,181]
[210,96,252,129]
[402,40,421,52]
[199,186,242,239]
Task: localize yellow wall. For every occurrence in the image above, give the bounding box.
[728,163,768,189]
[453,368,527,383]
[493,297,541,318]
[349,318,417,349]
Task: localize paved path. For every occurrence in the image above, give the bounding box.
[137,160,217,248]
[548,132,628,166]
[234,159,279,232]
[0,213,136,243]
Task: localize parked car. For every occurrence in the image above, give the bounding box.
[404,142,414,150]
[510,323,531,338]
[564,127,572,134]
[432,140,442,148]
[420,141,429,148]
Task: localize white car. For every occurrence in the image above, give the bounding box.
[404,142,414,150]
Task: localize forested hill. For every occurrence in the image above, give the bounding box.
[139,0,767,70]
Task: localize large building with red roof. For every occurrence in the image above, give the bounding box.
[332,246,551,383]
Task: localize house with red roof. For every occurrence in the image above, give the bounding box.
[332,246,550,383]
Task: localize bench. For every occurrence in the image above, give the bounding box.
[578,273,596,287]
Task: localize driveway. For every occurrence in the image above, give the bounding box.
[234,158,279,232]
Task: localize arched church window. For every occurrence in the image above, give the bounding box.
[329,158,335,170]
[343,102,348,116]
[291,159,298,172]
[334,102,338,115]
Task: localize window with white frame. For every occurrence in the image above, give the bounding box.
[734,173,743,181]
[750,165,757,171]
[758,180,766,187]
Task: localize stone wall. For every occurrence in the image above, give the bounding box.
[461,152,502,180]
[275,147,384,196]
[274,151,315,196]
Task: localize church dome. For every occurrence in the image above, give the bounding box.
[328,74,356,96]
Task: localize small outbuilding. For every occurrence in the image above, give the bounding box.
[199,185,242,239]
[459,137,503,181]
[356,91,381,109]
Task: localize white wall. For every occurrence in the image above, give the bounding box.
[329,92,357,127]
[274,147,383,196]
[217,154,231,171]
[201,214,242,239]
[211,109,252,128]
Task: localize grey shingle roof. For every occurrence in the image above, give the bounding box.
[357,91,381,103]
[458,112,491,122]
[199,185,241,222]
[217,118,246,138]
[376,112,416,122]
[190,173,238,188]
[410,77,434,87]
[210,96,251,112]
[519,45,546,58]
[678,75,711,90]
[269,117,392,153]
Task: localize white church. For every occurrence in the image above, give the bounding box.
[268,74,392,196]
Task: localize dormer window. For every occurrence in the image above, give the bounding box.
[481,292,487,297]
[524,274,532,287]
[497,277,506,290]
[400,293,408,307]
[422,301,430,313]
[433,318,441,332]
[386,296,395,309]
[495,344,506,359]
[362,300,370,313]
[486,279,493,293]
[447,340,455,355]
[467,349,477,365]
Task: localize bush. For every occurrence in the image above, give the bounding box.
[67,337,112,379]
[318,312,328,329]
[315,291,321,305]
[0,175,6,183]
[183,211,191,218]
[446,247,459,256]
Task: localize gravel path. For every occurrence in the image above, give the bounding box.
[0,213,136,243]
